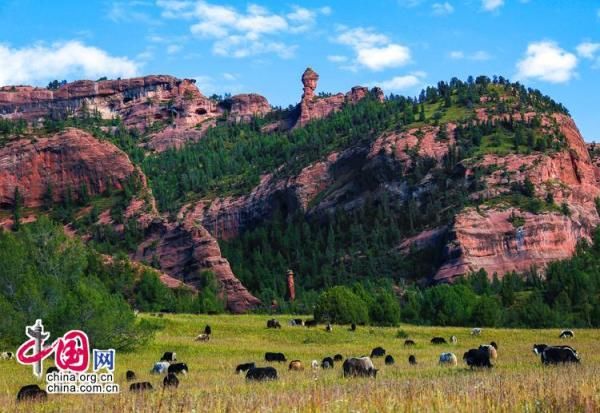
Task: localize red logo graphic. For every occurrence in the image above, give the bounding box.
[16,319,90,377]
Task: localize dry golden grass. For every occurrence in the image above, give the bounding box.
[1,314,599,412]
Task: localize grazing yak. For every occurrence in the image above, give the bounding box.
[322,357,334,369]
[404,339,416,347]
[195,333,210,342]
[204,325,212,336]
[46,366,59,375]
[439,353,458,367]
[334,354,344,362]
[370,347,386,358]
[265,352,287,363]
[559,330,574,339]
[236,362,256,374]
[384,355,395,365]
[479,343,498,360]
[246,367,278,381]
[343,357,378,378]
[431,337,447,345]
[311,360,319,370]
[126,370,136,382]
[290,318,304,326]
[163,373,179,388]
[289,360,304,371]
[408,355,417,365]
[151,361,170,374]
[450,336,458,344]
[267,319,282,329]
[326,323,333,332]
[16,384,47,403]
[533,345,580,364]
[305,319,318,327]
[463,348,493,368]
[1,351,14,360]
[160,352,176,362]
[350,323,357,331]
[168,363,189,375]
[471,328,482,336]
[130,382,153,392]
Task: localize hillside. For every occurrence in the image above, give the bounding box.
[0,69,599,312]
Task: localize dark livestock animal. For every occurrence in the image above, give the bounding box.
[129,382,153,392]
[265,352,287,363]
[292,318,304,326]
[370,347,386,358]
[305,319,318,327]
[431,337,447,345]
[126,370,136,382]
[236,362,256,374]
[559,330,574,339]
[334,354,344,362]
[168,363,189,375]
[16,385,47,402]
[532,344,576,355]
[351,323,357,331]
[246,367,278,381]
[404,339,416,346]
[163,373,180,388]
[408,355,417,365]
[204,325,212,336]
[160,351,176,362]
[463,348,493,368]
[540,346,580,364]
[343,357,378,378]
[321,357,334,369]
[46,366,59,375]
[267,319,282,329]
[385,355,395,365]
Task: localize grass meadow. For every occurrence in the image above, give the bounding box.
[1,314,599,412]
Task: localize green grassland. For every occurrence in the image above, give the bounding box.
[1,314,599,412]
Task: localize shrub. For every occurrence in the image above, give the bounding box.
[314,286,369,324]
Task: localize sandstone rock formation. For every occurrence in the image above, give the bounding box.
[0,128,137,208]
[0,128,259,312]
[0,75,271,152]
[294,67,384,128]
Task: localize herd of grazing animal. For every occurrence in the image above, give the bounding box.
[8,321,585,403]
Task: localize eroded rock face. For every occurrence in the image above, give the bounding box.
[294,68,384,128]
[434,114,600,281]
[133,217,260,312]
[0,75,271,152]
[0,128,137,208]
[0,128,258,312]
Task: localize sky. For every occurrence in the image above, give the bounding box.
[0,0,599,139]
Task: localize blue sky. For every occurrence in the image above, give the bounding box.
[0,0,599,138]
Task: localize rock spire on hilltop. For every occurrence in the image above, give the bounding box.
[295,67,384,128]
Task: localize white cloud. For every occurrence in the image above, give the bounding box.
[576,42,600,59]
[327,55,348,63]
[515,41,578,83]
[166,44,182,54]
[482,0,504,11]
[432,2,454,16]
[223,72,237,81]
[0,41,139,87]
[369,71,426,91]
[107,1,160,25]
[334,27,411,71]
[398,0,425,7]
[449,50,491,60]
[156,1,328,58]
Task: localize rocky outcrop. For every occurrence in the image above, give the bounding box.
[133,216,260,312]
[0,128,137,208]
[294,68,384,128]
[0,75,271,152]
[0,127,258,312]
[434,114,600,281]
